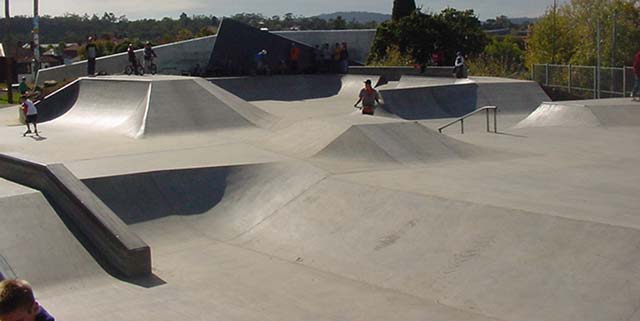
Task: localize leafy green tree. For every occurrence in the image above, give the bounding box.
[329,16,347,29]
[369,8,487,65]
[526,0,640,67]
[468,36,526,78]
[392,0,417,21]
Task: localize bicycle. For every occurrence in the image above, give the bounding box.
[144,58,157,75]
[124,58,145,76]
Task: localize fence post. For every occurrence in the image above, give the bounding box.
[568,64,572,94]
[531,64,535,81]
[545,64,549,86]
[593,66,597,99]
[623,66,626,97]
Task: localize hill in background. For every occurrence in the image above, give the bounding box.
[315,11,391,24]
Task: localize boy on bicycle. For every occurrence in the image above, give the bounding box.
[143,42,157,74]
[127,43,140,75]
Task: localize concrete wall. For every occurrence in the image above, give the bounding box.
[35,30,377,85]
[35,35,217,86]
[274,29,376,64]
[0,153,151,277]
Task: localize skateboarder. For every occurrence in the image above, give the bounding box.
[20,95,39,136]
[633,50,640,100]
[354,79,380,115]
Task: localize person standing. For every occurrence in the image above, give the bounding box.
[289,43,300,73]
[632,50,640,101]
[340,42,349,73]
[143,42,157,74]
[20,95,39,136]
[255,49,269,75]
[354,79,381,116]
[333,43,342,73]
[18,77,29,95]
[86,36,97,76]
[0,279,55,321]
[127,44,139,75]
[321,43,331,73]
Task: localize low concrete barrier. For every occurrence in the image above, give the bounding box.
[0,153,151,278]
[349,66,454,80]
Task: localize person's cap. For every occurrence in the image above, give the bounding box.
[364,79,372,84]
[20,94,27,99]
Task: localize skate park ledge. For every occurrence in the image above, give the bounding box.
[0,153,151,278]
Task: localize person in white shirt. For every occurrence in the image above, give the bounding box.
[453,51,466,78]
[20,95,39,137]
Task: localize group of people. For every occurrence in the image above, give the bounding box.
[315,42,349,73]
[85,36,157,76]
[253,42,350,75]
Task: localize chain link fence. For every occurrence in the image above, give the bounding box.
[532,64,635,99]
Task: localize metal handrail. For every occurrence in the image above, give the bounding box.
[438,106,498,134]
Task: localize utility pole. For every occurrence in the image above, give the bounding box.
[33,0,40,74]
[596,17,601,98]
[4,0,13,104]
[551,0,557,64]
[611,9,617,67]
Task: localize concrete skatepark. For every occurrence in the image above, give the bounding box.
[1,71,640,321]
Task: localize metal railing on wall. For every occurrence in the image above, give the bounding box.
[532,63,635,99]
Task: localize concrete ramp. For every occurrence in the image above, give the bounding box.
[516,98,640,129]
[49,78,150,137]
[314,122,487,166]
[46,76,276,137]
[0,179,103,286]
[84,161,327,242]
[379,77,548,120]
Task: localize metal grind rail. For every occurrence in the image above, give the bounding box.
[438,106,498,134]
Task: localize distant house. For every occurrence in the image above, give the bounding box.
[15,44,64,82]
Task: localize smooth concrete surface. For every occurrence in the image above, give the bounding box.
[0,74,639,321]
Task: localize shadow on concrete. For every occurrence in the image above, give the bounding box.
[83,167,231,225]
[209,74,343,101]
[380,83,478,120]
[35,80,80,122]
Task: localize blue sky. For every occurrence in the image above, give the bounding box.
[8,0,556,20]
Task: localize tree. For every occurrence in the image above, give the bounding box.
[392,0,417,21]
[368,8,488,65]
[526,0,640,67]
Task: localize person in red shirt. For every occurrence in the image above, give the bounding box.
[354,79,381,115]
[632,51,640,100]
[289,43,300,73]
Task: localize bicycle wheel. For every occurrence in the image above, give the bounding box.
[124,65,133,75]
